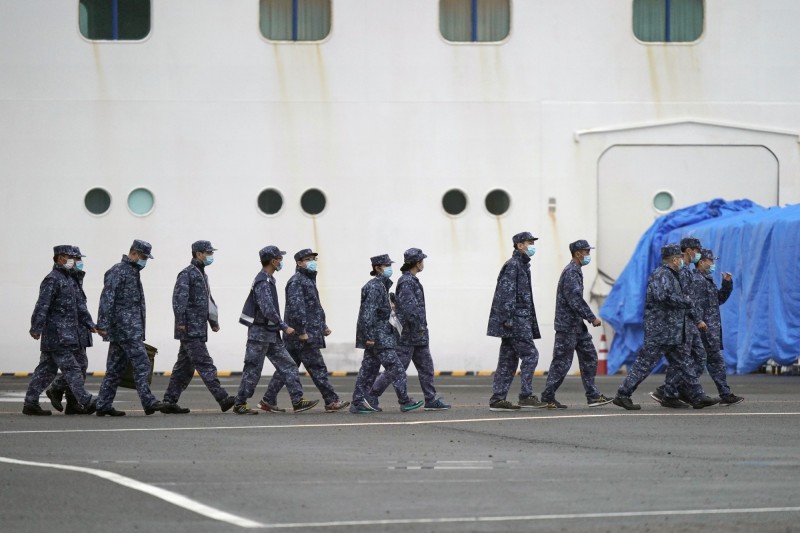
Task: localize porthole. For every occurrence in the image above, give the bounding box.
[257,188,284,215]
[300,188,326,215]
[442,189,468,216]
[653,190,675,213]
[84,188,111,215]
[127,188,155,216]
[485,189,510,216]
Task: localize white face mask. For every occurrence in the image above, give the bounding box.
[64,259,75,269]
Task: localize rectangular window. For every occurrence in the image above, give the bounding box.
[633,0,703,43]
[440,0,510,43]
[260,0,331,42]
[79,0,151,41]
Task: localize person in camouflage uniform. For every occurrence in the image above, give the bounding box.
[487,231,545,411]
[612,244,718,410]
[232,246,318,415]
[95,240,165,416]
[350,254,423,414]
[25,245,97,416]
[369,248,450,410]
[541,240,613,409]
[45,246,95,415]
[161,241,235,414]
[258,248,349,413]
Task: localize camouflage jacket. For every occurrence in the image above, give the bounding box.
[96,255,147,343]
[30,264,95,352]
[247,270,288,344]
[553,260,597,332]
[678,264,702,326]
[487,250,541,339]
[356,276,396,350]
[643,264,693,347]
[284,268,328,349]
[72,269,94,348]
[395,271,429,346]
[691,270,733,352]
[173,258,218,341]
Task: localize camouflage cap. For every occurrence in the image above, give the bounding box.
[131,239,154,259]
[53,245,72,256]
[700,248,718,261]
[403,248,427,264]
[259,245,286,262]
[512,231,539,245]
[191,240,217,254]
[569,240,594,254]
[70,246,86,257]
[370,254,395,266]
[661,244,682,258]
[294,248,318,262]
[680,237,702,250]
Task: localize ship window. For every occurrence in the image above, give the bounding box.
[653,190,675,213]
[260,0,331,42]
[127,188,154,216]
[300,188,326,215]
[84,188,111,215]
[485,189,510,216]
[79,0,151,41]
[633,0,703,43]
[258,188,284,216]
[442,189,468,216]
[440,0,510,43]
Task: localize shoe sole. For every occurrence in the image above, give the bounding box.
[489,407,521,412]
[612,399,641,411]
[325,403,350,412]
[661,402,690,409]
[423,406,450,411]
[648,392,665,405]
[96,411,125,417]
[719,398,745,407]
[547,405,568,409]
[588,399,614,407]
[518,404,548,409]
[258,406,286,413]
[233,410,259,415]
[401,402,424,412]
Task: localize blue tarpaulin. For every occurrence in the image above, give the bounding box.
[600,198,800,374]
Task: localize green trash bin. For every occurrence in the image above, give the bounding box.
[119,343,157,389]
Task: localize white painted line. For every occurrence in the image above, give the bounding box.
[260,506,800,529]
[1,411,799,435]
[0,456,266,529]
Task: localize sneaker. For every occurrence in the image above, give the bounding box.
[423,398,451,411]
[648,389,665,405]
[349,402,376,414]
[258,400,286,413]
[363,397,382,412]
[96,408,126,417]
[489,400,521,412]
[219,396,236,412]
[400,399,424,413]
[324,400,350,412]
[692,396,720,410]
[144,401,166,416]
[22,403,52,416]
[45,388,64,412]
[232,403,259,415]
[612,396,641,410]
[546,400,568,409]
[518,395,547,409]
[719,394,744,406]
[292,399,319,413]
[160,403,190,414]
[587,395,614,407]
[661,397,690,409]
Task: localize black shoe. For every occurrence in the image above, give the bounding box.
[546,400,568,409]
[489,400,521,411]
[45,388,64,412]
[96,408,126,417]
[692,396,720,410]
[160,403,190,414]
[220,396,236,412]
[719,394,744,406]
[648,389,665,404]
[678,391,694,405]
[587,394,614,407]
[612,396,641,411]
[661,396,690,409]
[144,401,166,415]
[23,403,52,416]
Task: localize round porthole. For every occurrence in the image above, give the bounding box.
[84,188,111,215]
[257,188,284,216]
[300,188,326,215]
[485,189,511,216]
[442,189,468,216]
[653,190,675,213]
[127,188,155,216]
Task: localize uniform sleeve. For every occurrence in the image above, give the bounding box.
[172,271,190,327]
[495,264,516,326]
[395,279,423,328]
[77,288,96,330]
[30,276,56,334]
[286,279,307,332]
[718,278,733,305]
[562,269,596,322]
[653,270,692,309]
[358,284,380,341]
[254,280,288,330]
[96,270,120,332]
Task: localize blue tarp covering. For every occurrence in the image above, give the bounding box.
[600,198,800,374]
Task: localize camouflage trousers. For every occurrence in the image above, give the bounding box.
[617,341,701,402]
[703,347,732,397]
[50,348,89,404]
[96,340,159,412]
[352,347,410,407]
[26,349,92,407]
[262,344,339,406]
[371,344,439,404]
[490,337,539,404]
[236,339,304,406]
[659,329,708,399]
[163,340,230,405]
[542,329,600,402]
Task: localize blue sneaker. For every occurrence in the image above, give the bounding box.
[364,396,382,412]
[424,398,451,411]
[349,402,375,414]
[400,399,424,413]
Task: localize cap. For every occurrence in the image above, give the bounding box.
[700,248,718,261]
[512,231,539,245]
[661,244,682,258]
[70,246,86,257]
[131,239,154,259]
[293,248,319,262]
[259,245,286,262]
[370,254,395,266]
[569,240,594,254]
[680,237,702,250]
[53,245,72,256]
[191,240,217,254]
[403,248,427,264]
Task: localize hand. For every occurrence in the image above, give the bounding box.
[30,332,40,340]
[211,324,220,332]
[503,321,512,329]
[324,327,332,336]
[697,321,708,332]
[366,340,375,347]
[95,329,107,337]
[591,318,602,327]
[299,333,309,341]
[285,326,296,336]
[90,327,98,334]
[723,272,733,282]
[176,325,187,332]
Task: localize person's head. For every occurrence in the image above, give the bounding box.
[680,237,702,264]
[569,240,594,267]
[52,244,76,269]
[661,244,683,270]
[128,239,154,265]
[370,254,395,278]
[70,246,86,271]
[294,248,319,272]
[191,240,217,266]
[259,245,286,273]
[512,231,539,257]
[696,248,718,274]
[400,248,427,274]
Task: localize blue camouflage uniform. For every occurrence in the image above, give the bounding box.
[487,233,541,404]
[235,246,308,407]
[542,242,603,403]
[26,246,95,410]
[163,241,232,408]
[95,240,161,413]
[617,246,703,402]
[352,254,412,409]
[262,249,342,407]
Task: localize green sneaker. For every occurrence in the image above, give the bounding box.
[292,399,319,413]
[232,403,259,415]
[518,395,547,409]
[587,394,614,407]
[400,399,424,413]
[489,400,521,412]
